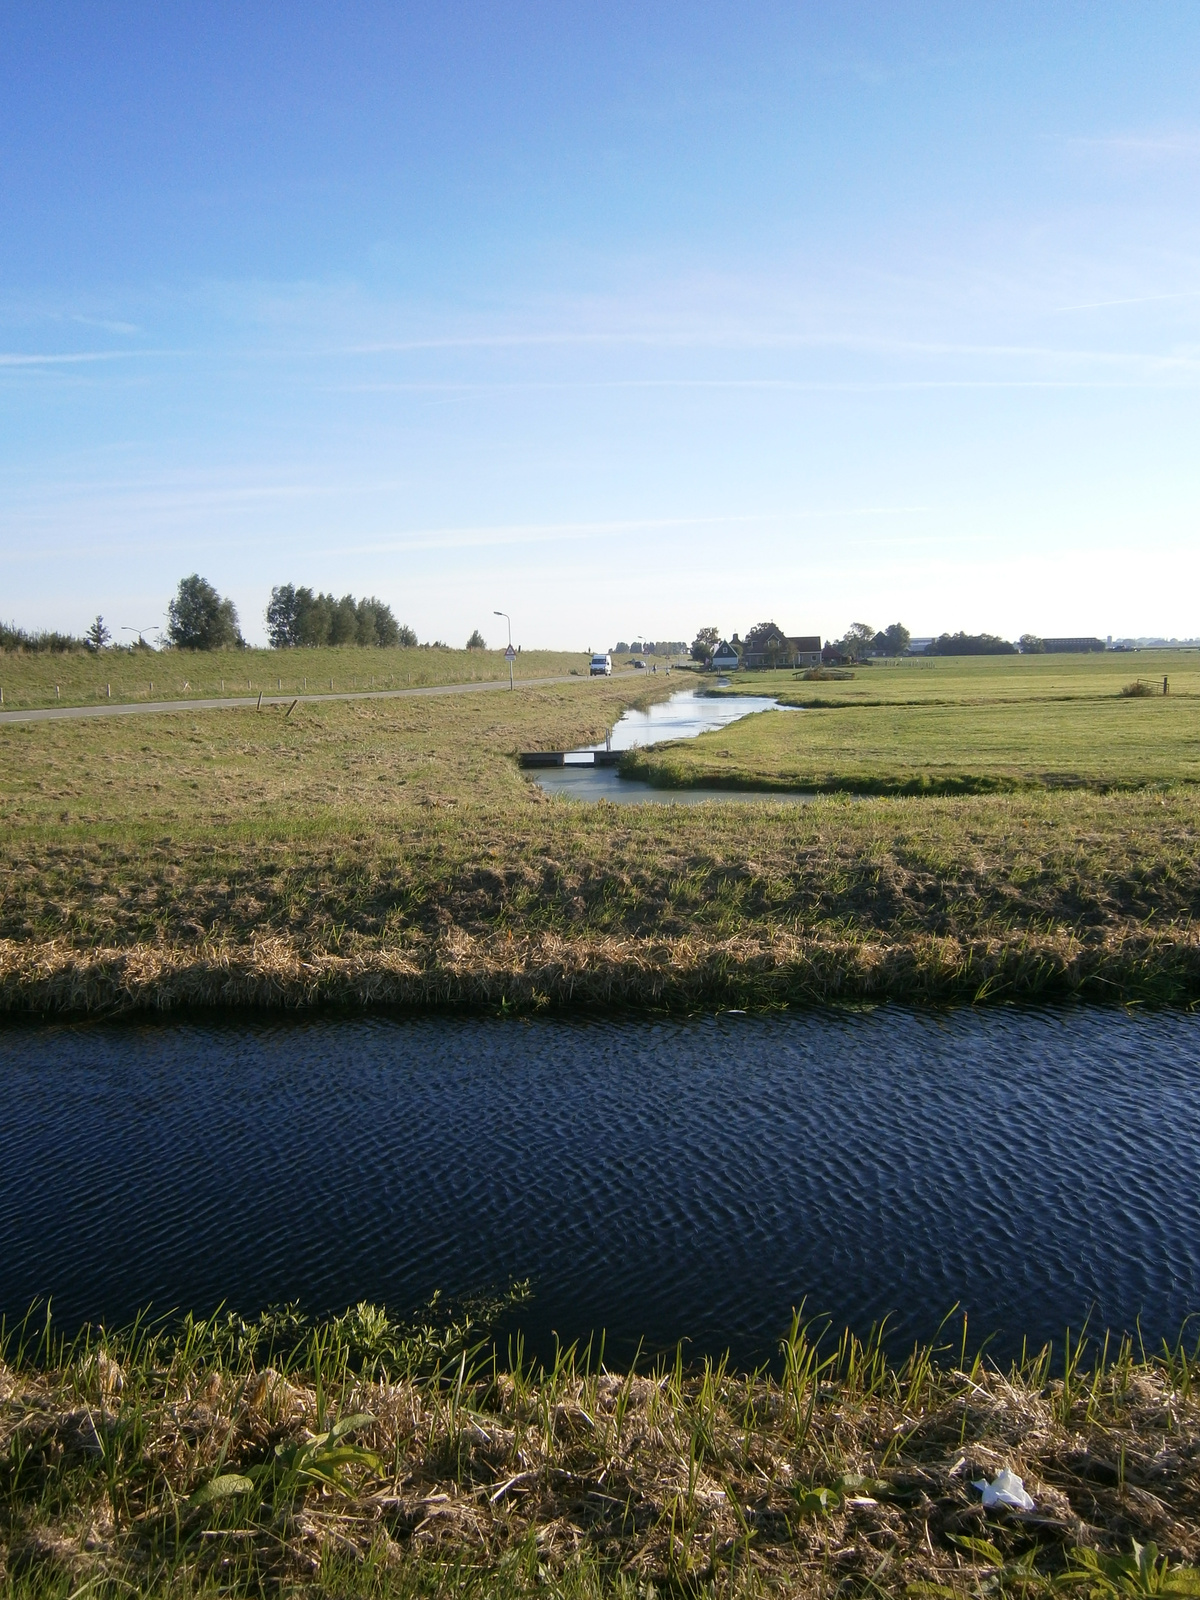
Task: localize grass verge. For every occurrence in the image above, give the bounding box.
[2,1299,1198,1599]
[0,645,595,712]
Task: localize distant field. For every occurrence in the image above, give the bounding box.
[3,661,1199,1010]
[716,649,1200,707]
[0,643,595,710]
[623,649,1200,793]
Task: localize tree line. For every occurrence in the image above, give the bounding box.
[687,621,1029,663]
[264,584,413,649]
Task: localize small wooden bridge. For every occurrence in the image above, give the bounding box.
[519,750,624,768]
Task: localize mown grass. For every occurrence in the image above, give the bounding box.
[624,652,1200,795]
[0,645,595,711]
[2,662,1199,1012]
[2,1297,1199,1599]
[713,651,1200,709]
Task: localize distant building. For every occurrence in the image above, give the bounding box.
[1042,637,1106,654]
[710,640,740,671]
[741,624,822,669]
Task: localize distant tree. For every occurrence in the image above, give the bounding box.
[466,628,486,649]
[614,641,630,654]
[265,584,299,647]
[690,627,720,662]
[325,594,356,646]
[267,585,411,648]
[85,616,111,652]
[358,598,402,647]
[1019,633,1046,654]
[928,631,1017,656]
[884,622,911,655]
[396,622,417,647]
[834,622,875,662]
[168,576,242,651]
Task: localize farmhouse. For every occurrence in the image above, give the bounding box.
[710,640,741,671]
[741,623,822,670]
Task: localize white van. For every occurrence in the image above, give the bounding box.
[589,653,613,676]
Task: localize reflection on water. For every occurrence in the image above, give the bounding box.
[536,687,798,803]
[2,1008,1198,1365]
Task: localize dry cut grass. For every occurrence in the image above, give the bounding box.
[3,1301,1200,1599]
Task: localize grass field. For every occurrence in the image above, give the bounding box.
[2,652,1199,1010]
[623,651,1200,794]
[0,644,595,711]
[2,1298,1198,1600]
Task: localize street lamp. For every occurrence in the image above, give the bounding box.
[121,625,156,648]
[494,610,513,690]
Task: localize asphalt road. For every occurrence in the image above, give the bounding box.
[0,672,612,726]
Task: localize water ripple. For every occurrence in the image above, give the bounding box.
[1,1008,1199,1365]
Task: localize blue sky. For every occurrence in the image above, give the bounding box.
[3,3,1199,648]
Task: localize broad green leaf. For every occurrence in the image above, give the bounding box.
[190,1473,255,1506]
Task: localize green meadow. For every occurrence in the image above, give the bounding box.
[623,650,1200,794]
[2,651,1199,1010]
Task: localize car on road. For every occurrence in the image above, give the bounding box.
[590,653,613,676]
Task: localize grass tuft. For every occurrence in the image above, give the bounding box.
[2,1300,1199,1598]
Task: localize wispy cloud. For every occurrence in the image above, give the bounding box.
[1068,130,1200,164]
[0,350,169,367]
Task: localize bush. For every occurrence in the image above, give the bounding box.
[0,621,84,653]
[1120,679,1156,697]
[466,629,486,650]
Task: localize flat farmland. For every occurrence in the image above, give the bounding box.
[625,650,1200,793]
[2,651,1199,1010]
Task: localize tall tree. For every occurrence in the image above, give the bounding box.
[837,622,876,662]
[690,626,720,662]
[167,575,243,650]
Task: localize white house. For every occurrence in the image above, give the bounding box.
[711,640,740,671]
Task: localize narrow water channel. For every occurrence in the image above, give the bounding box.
[534,686,801,803]
[3,1007,1198,1366]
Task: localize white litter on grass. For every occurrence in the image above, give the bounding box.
[973,1469,1035,1511]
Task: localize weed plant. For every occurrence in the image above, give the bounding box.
[2,1299,1199,1599]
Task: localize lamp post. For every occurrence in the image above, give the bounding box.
[494,610,513,690]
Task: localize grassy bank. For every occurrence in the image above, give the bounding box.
[0,645,595,712]
[623,652,1200,796]
[2,1300,1198,1599]
[2,663,1199,1013]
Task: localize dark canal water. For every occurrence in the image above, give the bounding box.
[2,1007,1198,1366]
